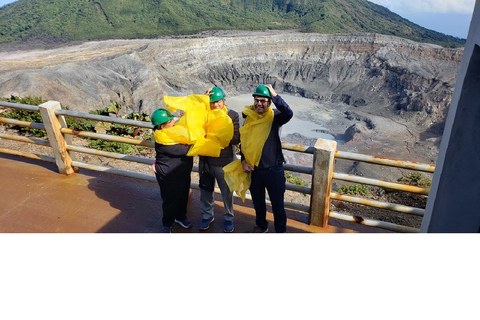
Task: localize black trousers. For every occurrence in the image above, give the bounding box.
[155,164,192,228]
[249,164,287,232]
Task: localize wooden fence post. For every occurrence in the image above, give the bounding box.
[309,138,337,227]
[39,101,75,175]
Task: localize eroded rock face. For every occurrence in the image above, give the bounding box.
[344,123,369,143]
[1,32,461,115]
[0,31,462,167]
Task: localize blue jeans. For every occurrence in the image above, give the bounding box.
[249,164,287,233]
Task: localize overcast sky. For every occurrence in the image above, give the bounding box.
[0,0,476,38]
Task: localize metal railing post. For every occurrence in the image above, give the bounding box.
[39,101,75,175]
[309,138,337,227]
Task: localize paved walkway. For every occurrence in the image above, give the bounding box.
[0,153,388,233]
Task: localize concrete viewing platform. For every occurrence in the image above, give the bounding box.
[0,153,387,233]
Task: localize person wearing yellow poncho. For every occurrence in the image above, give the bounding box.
[152,108,194,233]
[157,93,234,157]
[153,92,238,233]
[223,84,293,233]
[197,87,240,233]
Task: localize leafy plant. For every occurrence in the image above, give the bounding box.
[1,95,47,137]
[125,112,152,138]
[397,173,432,188]
[67,118,97,132]
[126,112,151,122]
[89,139,134,155]
[89,102,122,117]
[336,184,371,196]
[285,171,308,187]
[108,123,135,136]
[285,171,308,196]
[1,95,46,106]
[2,96,153,155]
[106,102,122,117]
[61,106,97,132]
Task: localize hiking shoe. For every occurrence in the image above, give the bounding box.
[174,218,192,229]
[250,226,268,233]
[224,220,234,233]
[161,226,172,233]
[199,217,215,231]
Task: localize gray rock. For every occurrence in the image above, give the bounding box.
[0,31,460,170]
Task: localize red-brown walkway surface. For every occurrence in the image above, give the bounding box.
[0,153,388,233]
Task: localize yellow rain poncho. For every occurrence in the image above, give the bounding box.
[223,105,274,201]
[153,94,235,157]
[187,105,234,157]
[154,94,208,145]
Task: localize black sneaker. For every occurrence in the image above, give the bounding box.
[175,218,192,229]
[250,226,268,233]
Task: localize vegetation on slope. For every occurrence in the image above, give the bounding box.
[0,95,152,154]
[0,0,465,48]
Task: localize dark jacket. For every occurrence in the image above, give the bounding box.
[200,108,240,168]
[241,95,293,169]
[154,142,193,179]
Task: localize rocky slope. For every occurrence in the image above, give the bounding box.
[0,30,463,169]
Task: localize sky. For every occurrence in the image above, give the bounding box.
[368,0,476,38]
[0,0,476,38]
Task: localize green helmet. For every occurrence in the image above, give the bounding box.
[209,87,226,103]
[151,108,174,126]
[252,85,271,98]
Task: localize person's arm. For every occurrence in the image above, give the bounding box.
[229,110,240,146]
[264,84,293,126]
[271,95,293,126]
[159,143,192,157]
[204,87,214,97]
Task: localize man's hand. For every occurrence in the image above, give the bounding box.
[264,84,277,97]
[174,109,185,117]
[204,87,214,96]
[241,160,254,173]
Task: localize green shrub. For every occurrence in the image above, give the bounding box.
[89,102,122,117]
[62,107,97,132]
[3,96,150,154]
[68,118,97,132]
[1,95,47,137]
[336,184,371,196]
[89,140,134,155]
[285,171,308,196]
[107,123,136,136]
[125,112,152,139]
[397,173,432,188]
[126,112,151,122]
[142,130,154,142]
[285,171,308,187]
[89,105,150,137]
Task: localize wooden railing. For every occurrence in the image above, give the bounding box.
[0,100,435,232]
